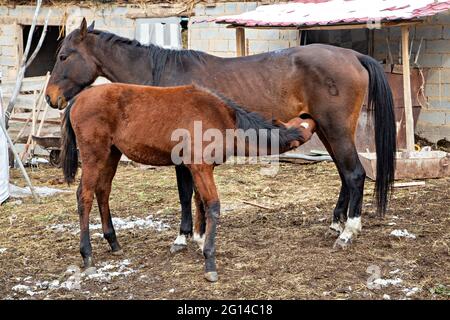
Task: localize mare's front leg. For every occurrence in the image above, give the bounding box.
[188,164,220,282]
[170,165,194,253]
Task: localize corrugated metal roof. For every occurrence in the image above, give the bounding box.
[211,0,450,28]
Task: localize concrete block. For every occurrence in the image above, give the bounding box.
[415,26,443,40]
[224,2,238,14]
[209,39,228,52]
[426,40,450,53]
[249,40,269,53]
[425,83,440,97]
[0,56,16,67]
[204,4,225,16]
[228,40,236,52]
[0,25,16,37]
[257,29,280,40]
[0,36,15,46]
[194,4,206,16]
[417,53,443,68]
[245,3,258,11]
[418,109,446,125]
[190,39,209,52]
[1,46,16,57]
[426,68,450,84]
[268,40,289,51]
[443,26,450,40]
[218,27,236,40]
[246,29,259,40]
[431,12,450,25]
[443,56,450,68]
[200,28,219,40]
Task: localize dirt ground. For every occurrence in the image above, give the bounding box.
[0,161,449,300]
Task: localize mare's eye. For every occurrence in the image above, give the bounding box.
[59,54,68,61]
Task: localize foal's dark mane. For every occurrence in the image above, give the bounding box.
[85,29,207,85]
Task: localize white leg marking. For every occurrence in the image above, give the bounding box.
[338,217,362,243]
[173,234,187,246]
[330,221,344,233]
[193,232,205,252]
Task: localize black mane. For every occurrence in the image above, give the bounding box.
[88,29,207,85]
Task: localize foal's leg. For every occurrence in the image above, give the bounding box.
[170,165,194,253]
[188,165,220,282]
[193,190,206,252]
[95,146,122,255]
[78,166,100,268]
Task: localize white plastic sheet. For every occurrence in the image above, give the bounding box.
[0,89,9,204]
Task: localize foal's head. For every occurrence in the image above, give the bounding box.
[273,114,316,148]
[46,18,98,110]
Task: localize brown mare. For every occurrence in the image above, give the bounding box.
[46,19,396,252]
[61,82,315,281]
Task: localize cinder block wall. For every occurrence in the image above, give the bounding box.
[0,5,138,82]
[373,13,450,142]
[189,2,299,57]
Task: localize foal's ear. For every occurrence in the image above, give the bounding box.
[87,21,95,32]
[272,119,287,128]
[79,18,88,39]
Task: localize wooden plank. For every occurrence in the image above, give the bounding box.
[1,76,47,94]
[401,26,415,152]
[393,181,425,188]
[236,27,245,57]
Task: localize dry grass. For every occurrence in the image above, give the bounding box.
[0,161,449,299]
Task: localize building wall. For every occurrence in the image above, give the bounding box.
[189,2,299,57]
[373,13,450,142]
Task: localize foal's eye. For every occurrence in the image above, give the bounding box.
[59,54,68,61]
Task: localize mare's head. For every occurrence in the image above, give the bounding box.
[46,18,97,109]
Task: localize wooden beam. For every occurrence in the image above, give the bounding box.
[236,27,245,57]
[401,26,415,152]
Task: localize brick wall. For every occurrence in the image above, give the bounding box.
[373,13,450,142]
[189,2,299,57]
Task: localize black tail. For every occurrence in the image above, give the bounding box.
[217,94,303,154]
[358,55,396,216]
[61,102,78,184]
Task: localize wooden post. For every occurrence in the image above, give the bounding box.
[401,26,415,152]
[298,30,302,46]
[236,27,245,57]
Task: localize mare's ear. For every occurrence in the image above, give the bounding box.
[272,119,287,128]
[87,21,95,32]
[79,18,88,39]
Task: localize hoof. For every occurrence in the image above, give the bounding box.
[204,271,218,282]
[111,249,124,256]
[170,244,187,254]
[82,256,95,269]
[325,228,341,239]
[333,237,352,250]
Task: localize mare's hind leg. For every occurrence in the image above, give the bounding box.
[193,190,206,252]
[187,164,220,282]
[95,146,122,255]
[170,165,194,253]
[316,124,365,249]
[316,131,349,237]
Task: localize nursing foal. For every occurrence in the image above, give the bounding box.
[60,83,315,282]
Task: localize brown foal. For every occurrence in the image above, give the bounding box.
[61,83,315,282]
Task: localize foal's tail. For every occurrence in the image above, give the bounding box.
[218,94,304,154]
[358,55,396,216]
[61,102,79,184]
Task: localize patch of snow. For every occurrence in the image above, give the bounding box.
[12,284,30,293]
[371,278,403,287]
[403,287,420,297]
[84,259,136,283]
[9,184,70,198]
[383,294,391,300]
[388,222,396,226]
[169,288,175,293]
[389,269,401,274]
[390,229,416,239]
[0,248,7,254]
[48,215,169,235]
